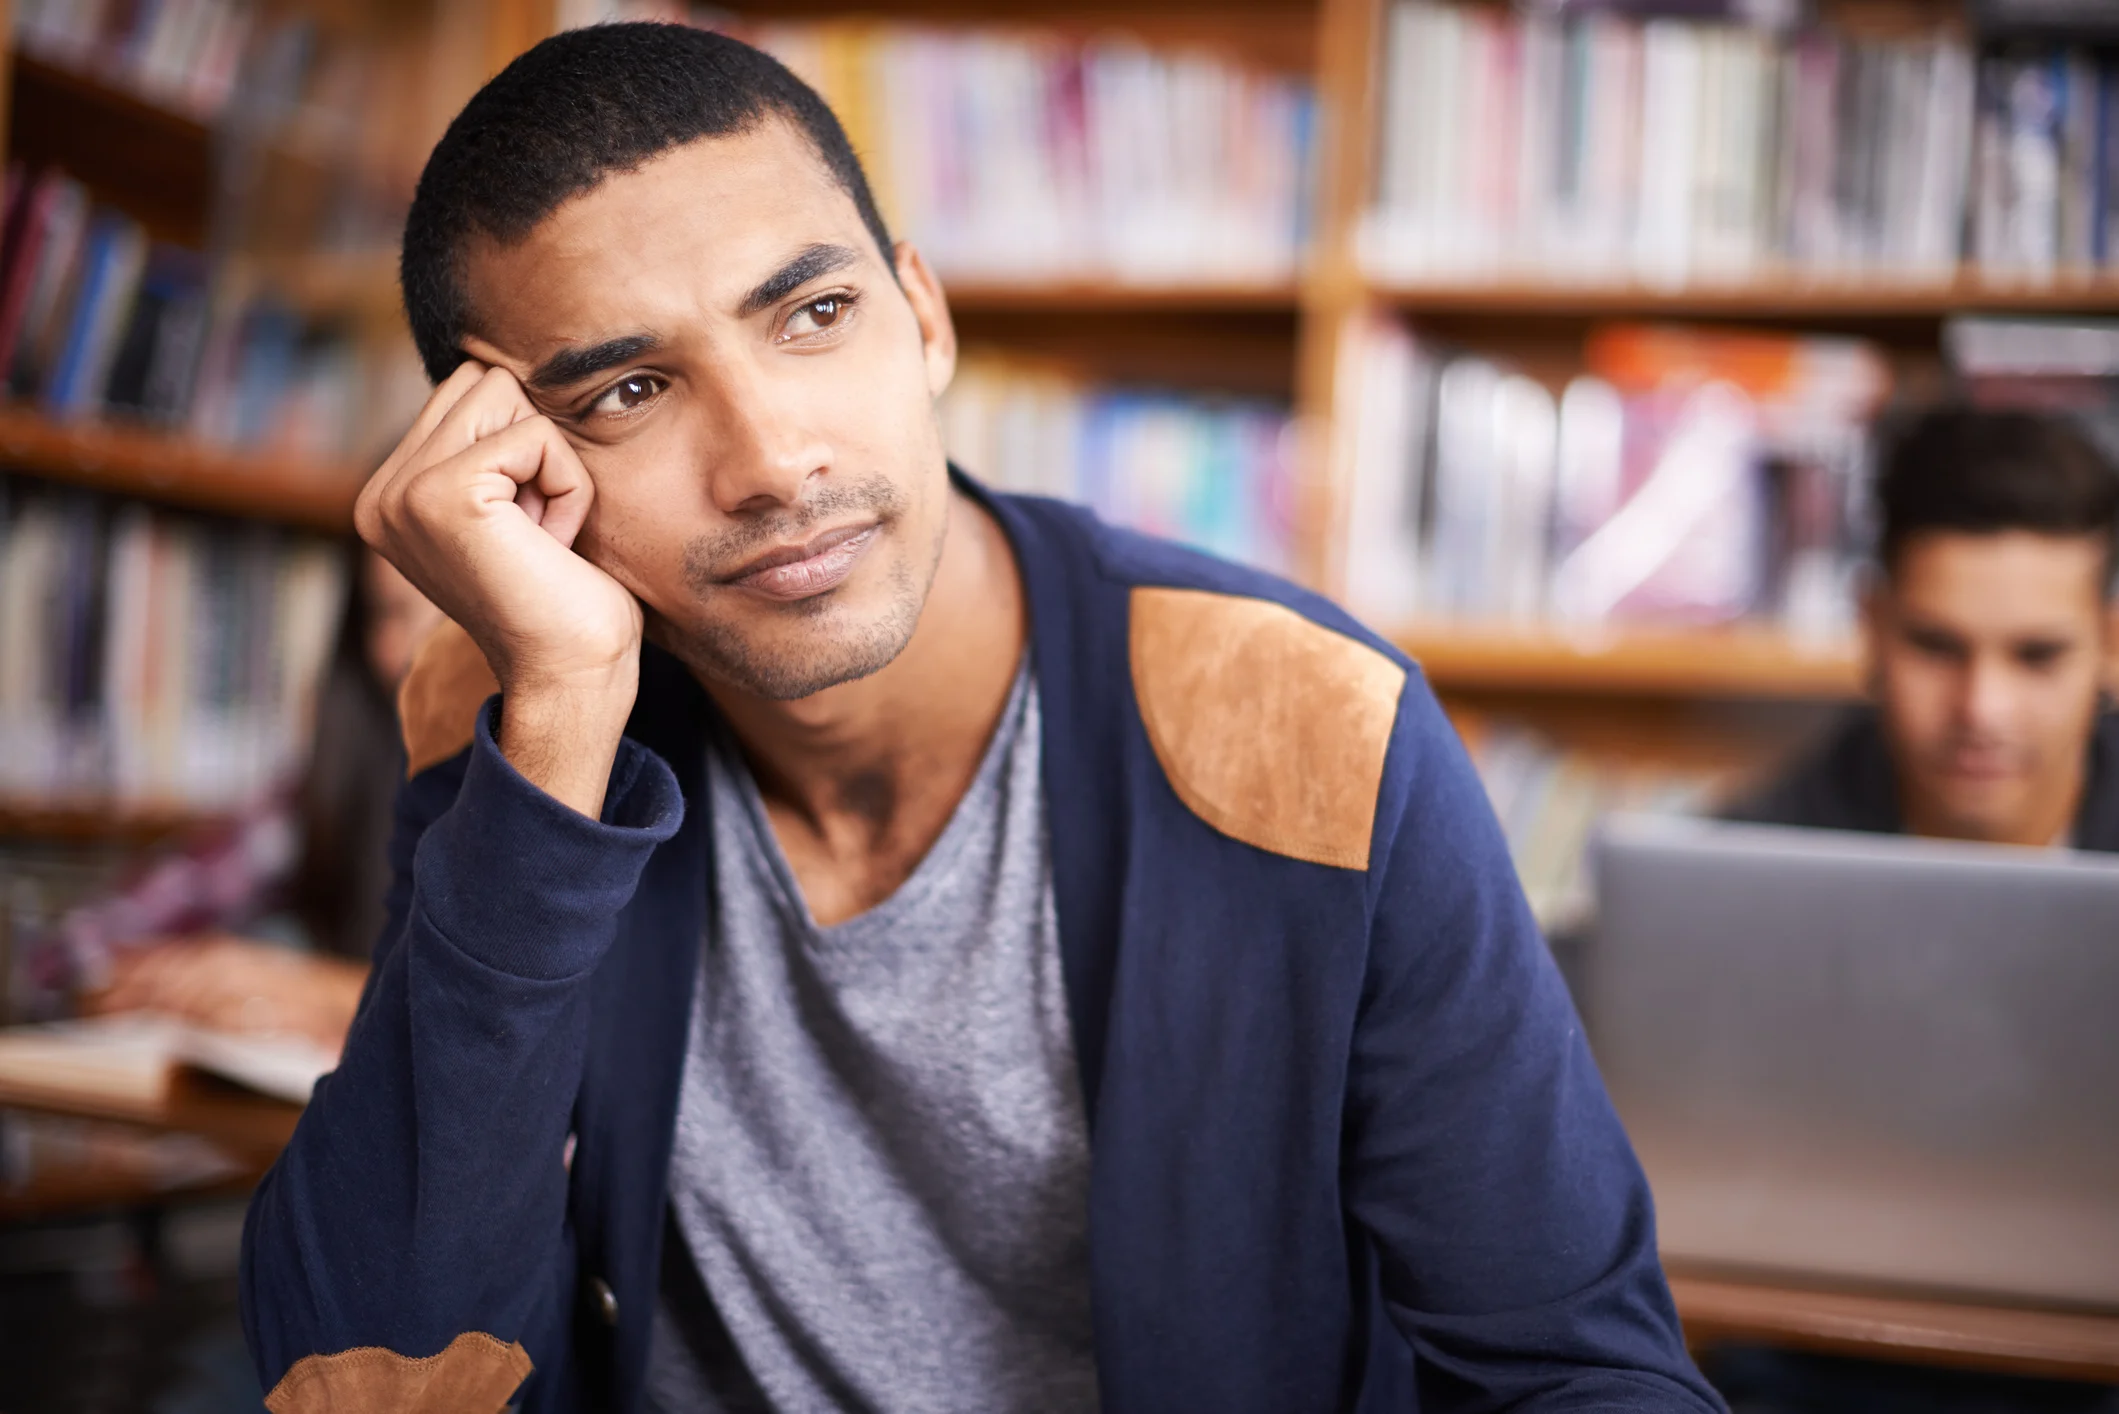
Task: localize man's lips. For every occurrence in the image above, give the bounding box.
[718,522,878,602]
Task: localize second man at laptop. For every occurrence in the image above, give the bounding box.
[1734,406,2119,851]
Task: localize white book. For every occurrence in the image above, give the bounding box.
[1339,317,1431,624]
[0,501,62,798]
[1517,11,1563,273]
[0,1015,334,1111]
[1636,20,1701,288]
[1376,2,1427,222]
[1427,357,1503,616]
[1586,15,1644,278]
[1491,373,1558,624]
[1550,376,1627,624]
[1914,40,1976,274]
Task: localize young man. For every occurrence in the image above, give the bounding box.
[240,25,1716,1414]
[1734,408,2119,849]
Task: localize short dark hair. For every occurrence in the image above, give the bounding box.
[1876,406,2119,592]
[399,23,895,383]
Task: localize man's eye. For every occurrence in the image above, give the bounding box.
[2016,642,2068,670]
[785,296,845,338]
[596,374,662,413]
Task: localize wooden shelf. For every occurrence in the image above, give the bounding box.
[1369,273,2119,321]
[0,407,360,532]
[0,803,216,846]
[1396,623,1862,699]
[1672,1270,2119,1384]
[945,278,1300,313]
[241,249,401,323]
[8,53,214,247]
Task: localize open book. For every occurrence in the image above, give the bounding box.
[0,1014,333,1110]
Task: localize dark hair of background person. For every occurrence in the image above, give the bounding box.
[1877,406,2119,591]
[284,543,403,961]
[399,22,897,384]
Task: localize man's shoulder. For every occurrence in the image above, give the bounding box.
[993,489,1423,872]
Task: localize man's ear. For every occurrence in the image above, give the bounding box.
[893,240,957,400]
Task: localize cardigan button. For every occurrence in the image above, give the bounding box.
[590,1277,619,1326]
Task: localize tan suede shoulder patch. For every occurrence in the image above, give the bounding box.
[397,618,499,779]
[1130,586,1405,871]
[263,1331,531,1414]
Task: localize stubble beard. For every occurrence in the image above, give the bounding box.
[663,474,949,701]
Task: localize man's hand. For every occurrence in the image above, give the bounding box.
[357,363,642,817]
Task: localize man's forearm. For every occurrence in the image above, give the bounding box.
[498,663,638,820]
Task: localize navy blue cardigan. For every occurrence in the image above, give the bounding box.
[242,484,1720,1413]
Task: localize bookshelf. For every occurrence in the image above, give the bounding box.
[943,280,1302,314]
[7,0,2117,822]
[1397,625,1863,699]
[1298,0,2119,790]
[0,4,507,841]
[0,802,212,846]
[0,405,359,531]
[1371,276,2119,320]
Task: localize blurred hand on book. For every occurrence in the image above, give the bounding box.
[83,933,365,1055]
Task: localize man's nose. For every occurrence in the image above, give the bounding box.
[699,359,832,514]
[1959,653,2019,735]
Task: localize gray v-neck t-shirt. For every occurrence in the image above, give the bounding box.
[644,666,1098,1413]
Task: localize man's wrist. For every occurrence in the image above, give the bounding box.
[497,663,638,820]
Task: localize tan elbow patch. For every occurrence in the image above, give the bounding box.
[398,619,500,778]
[1130,586,1405,870]
[263,1331,531,1414]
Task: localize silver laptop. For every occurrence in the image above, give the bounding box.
[1586,815,2119,1307]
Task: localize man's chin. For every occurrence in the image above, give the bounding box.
[661,600,921,703]
[1926,781,2034,842]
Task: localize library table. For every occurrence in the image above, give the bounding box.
[0,1067,300,1164]
[1671,1268,2119,1384]
[5,1074,2114,1389]
[0,1070,296,1221]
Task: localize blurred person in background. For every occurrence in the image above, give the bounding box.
[1713,405,2119,1414]
[1733,406,2119,852]
[70,548,441,1051]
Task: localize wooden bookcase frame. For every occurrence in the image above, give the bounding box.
[7,0,2118,838]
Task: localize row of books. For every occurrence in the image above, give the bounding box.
[1973,49,2119,277]
[740,22,1317,285]
[14,0,257,122]
[1337,318,1888,636]
[1364,2,2119,284]
[1457,713,1723,932]
[941,356,1298,575]
[0,166,369,463]
[0,483,347,812]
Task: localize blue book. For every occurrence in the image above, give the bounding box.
[43,213,146,416]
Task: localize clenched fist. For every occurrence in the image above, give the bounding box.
[356,362,643,816]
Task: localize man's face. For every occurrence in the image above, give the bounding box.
[1866,530,2116,843]
[457,120,957,700]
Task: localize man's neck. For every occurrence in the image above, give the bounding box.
[703,488,1027,923]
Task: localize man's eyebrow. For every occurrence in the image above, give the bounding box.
[738,243,862,318]
[525,334,662,392]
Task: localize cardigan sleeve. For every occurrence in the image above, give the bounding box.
[1340,684,1725,1413]
[240,697,683,1413]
